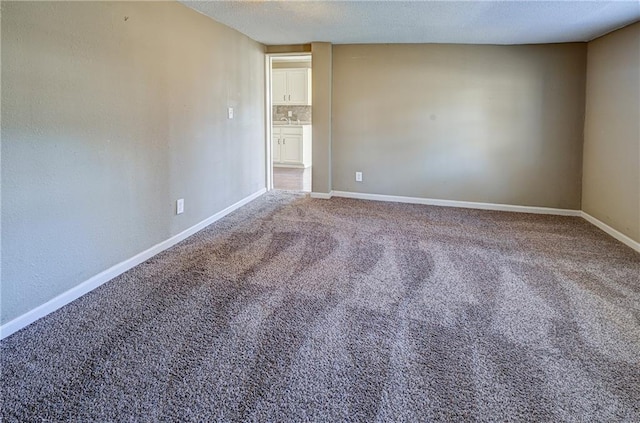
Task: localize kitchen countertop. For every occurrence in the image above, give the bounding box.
[273,121,312,126]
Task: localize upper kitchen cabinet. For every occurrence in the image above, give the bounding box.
[272,69,311,105]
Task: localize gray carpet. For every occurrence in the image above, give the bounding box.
[1,191,639,422]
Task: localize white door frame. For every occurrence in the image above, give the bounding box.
[265,52,312,192]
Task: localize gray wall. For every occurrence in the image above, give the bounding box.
[312,42,333,194]
[332,43,587,209]
[583,22,640,243]
[1,2,266,324]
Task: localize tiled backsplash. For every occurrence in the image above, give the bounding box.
[273,105,312,123]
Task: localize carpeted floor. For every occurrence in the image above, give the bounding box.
[1,191,639,422]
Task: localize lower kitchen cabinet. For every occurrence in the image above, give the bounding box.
[272,125,312,168]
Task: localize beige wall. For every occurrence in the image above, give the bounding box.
[331,43,587,209]
[3,1,636,327]
[1,2,266,324]
[312,42,333,194]
[583,22,640,243]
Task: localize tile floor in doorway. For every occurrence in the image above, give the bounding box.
[273,166,311,192]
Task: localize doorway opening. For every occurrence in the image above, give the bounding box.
[266,53,312,193]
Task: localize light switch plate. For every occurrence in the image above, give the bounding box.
[228,107,234,119]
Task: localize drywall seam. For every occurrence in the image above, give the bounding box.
[0,188,267,340]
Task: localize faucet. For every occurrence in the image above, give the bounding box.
[280,117,290,124]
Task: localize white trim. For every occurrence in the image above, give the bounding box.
[310,191,333,199]
[330,190,582,216]
[265,55,273,191]
[0,188,267,340]
[266,52,312,193]
[581,212,640,252]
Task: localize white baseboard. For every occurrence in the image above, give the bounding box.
[311,190,638,251]
[0,188,267,340]
[581,212,640,253]
[4,187,633,340]
[310,191,333,199]
[330,190,582,216]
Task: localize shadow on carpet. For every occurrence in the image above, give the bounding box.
[2,191,639,422]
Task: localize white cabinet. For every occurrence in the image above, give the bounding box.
[272,125,312,168]
[281,133,302,164]
[272,131,282,163]
[286,70,309,104]
[272,71,288,106]
[272,69,311,105]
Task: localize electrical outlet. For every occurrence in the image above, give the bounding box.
[287,111,293,117]
[176,199,184,215]
[355,171,363,182]
[228,107,234,119]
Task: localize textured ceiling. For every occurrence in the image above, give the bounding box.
[181,1,640,45]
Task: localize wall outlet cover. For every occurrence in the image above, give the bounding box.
[227,107,234,119]
[355,172,363,182]
[176,199,184,215]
